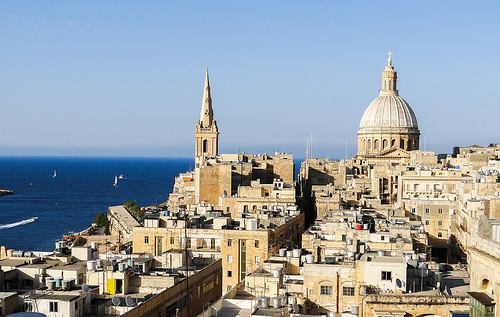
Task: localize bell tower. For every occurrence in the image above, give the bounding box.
[195,69,219,159]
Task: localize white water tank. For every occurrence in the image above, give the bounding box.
[347,251,355,259]
[273,268,281,278]
[273,297,281,308]
[377,250,385,256]
[87,260,97,271]
[91,241,98,250]
[292,249,302,258]
[306,254,314,264]
[351,305,360,315]
[279,248,287,257]
[47,279,56,290]
[260,296,270,308]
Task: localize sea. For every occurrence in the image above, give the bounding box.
[0,157,192,252]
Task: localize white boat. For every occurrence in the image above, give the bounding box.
[118,174,124,179]
[114,175,118,186]
[53,170,57,178]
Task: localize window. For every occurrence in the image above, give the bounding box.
[381,271,392,281]
[255,240,259,248]
[426,184,430,191]
[406,184,411,191]
[170,237,175,244]
[320,285,333,296]
[227,271,232,277]
[425,220,429,225]
[49,301,58,312]
[144,236,149,244]
[438,232,443,238]
[425,208,430,213]
[255,256,260,264]
[227,239,232,247]
[381,235,385,241]
[341,234,346,242]
[227,255,232,263]
[374,140,379,150]
[383,139,388,148]
[342,286,355,296]
[438,208,443,214]
[411,208,415,213]
[438,220,443,226]
[186,239,191,249]
[211,239,216,249]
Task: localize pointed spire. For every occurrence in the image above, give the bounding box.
[200,68,213,127]
[380,51,398,96]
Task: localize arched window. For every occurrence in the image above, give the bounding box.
[374,140,379,150]
[203,140,208,153]
[368,140,371,150]
[391,139,395,147]
[400,139,405,149]
[383,139,388,149]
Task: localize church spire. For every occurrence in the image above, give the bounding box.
[380,51,398,96]
[195,69,219,159]
[199,68,213,128]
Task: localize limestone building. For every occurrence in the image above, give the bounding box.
[357,52,420,158]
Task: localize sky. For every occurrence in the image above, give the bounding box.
[0,1,499,159]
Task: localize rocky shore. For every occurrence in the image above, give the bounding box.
[0,190,14,197]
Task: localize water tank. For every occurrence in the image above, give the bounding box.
[128,259,134,267]
[363,223,369,230]
[356,224,362,230]
[62,279,72,290]
[279,248,287,257]
[118,263,126,272]
[273,268,281,278]
[273,297,281,308]
[12,250,24,257]
[292,249,302,258]
[377,250,385,256]
[260,296,270,308]
[347,251,355,259]
[87,261,97,271]
[306,254,314,264]
[91,242,98,250]
[351,305,360,315]
[47,279,56,290]
[55,277,63,288]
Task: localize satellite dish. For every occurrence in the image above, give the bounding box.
[395,278,402,288]
[458,262,463,269]
[92,251,99,259]
[172,268,178,274]
[82,283,90,292]
[125,296,135,307]
[112,296,121,306]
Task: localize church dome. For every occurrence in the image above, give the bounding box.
[358,94,418,132]
[357,52,420,156]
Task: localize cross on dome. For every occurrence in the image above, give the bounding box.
[387,51,392,66]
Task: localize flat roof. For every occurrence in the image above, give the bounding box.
[31,293,80,301]
[0,292,17,299]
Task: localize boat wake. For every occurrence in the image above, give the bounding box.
[0,217,38,230]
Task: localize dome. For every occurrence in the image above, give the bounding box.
[358,94,418,132]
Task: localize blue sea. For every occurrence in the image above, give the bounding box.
[0,157,192,252]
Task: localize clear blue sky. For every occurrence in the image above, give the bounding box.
[0,1,499,158]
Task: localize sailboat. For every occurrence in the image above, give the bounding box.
[114,175,118,187]
[52,170,57,178]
